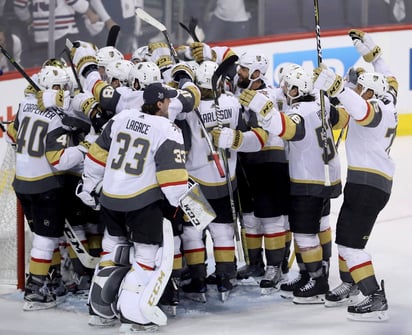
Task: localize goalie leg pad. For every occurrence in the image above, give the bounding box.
[117,219,174,326]
[89,265,131,319]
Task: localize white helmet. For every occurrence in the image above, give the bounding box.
[105,60,134,86]
[276,62,303,86]
[38,65,70,90]
[64,66,79,94]
[195,61,218,89]
[283,68,313,99]
[131,45,151,63]
[238,51,269,79]
[357,72,388,99]
[96,46,124,68]
[128,61,161,90]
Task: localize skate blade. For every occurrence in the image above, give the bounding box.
[160,304,177,317]
[280,291,294,299]
[325,294,360,308]
[347,310,389,322]
[219,290,231,302]
[260,286,280,295]
[293,294,326,305]
[237,277,261,286]
[23,300,57,311]
[119,323,159,333]
[88,315,117,327]
[183,292,207,303]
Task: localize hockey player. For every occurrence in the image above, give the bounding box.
[178,60,267,302]
[77,82,191,331]
[228,51,291,295]
[313,29,398,322]
[240,67,342,304]
[6,65,92,310]
[95,46,124,82]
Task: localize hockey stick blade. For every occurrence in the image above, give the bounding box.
[63,220,100,268]
[179,18,199,42]
[135,8,166,32]
[106,25,120,47]
[211,55,239,93]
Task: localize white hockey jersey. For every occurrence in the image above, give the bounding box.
[339,89,398,194]
[285,99,341,198]
[83,108,188,211]
[177,94,242,199]
[7,94,85,194]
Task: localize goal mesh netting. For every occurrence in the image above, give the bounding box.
[0,143,30,287]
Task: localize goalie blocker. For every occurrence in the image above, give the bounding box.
[179,179,216,231]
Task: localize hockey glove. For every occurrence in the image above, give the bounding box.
[349,29,382,63]
[75,180,101,211]
[344,66,366,88]
[313,64,344,97]
[190,42,217,63]
[211,127,243,150]
[239,89,274,120]
[70,41,98,76]
[36,89,70,111]
[148,42,174,70]
[171,62,195,83]
[72,91,99,118]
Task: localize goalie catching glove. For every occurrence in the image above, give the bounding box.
[313,64,344,97]
[349,29,382,63]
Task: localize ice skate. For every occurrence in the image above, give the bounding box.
[216,274,234,302]
[119,321,159,333]
[260,265,282,295]
[23,275,57,311]
[159,277,180,316]
[292,275,329,304]
[280,272,310,299]
[236,263,265,280]
[347,280,389,322]
[88,315,117,327]
[325,281,360,307]
[181,278,207,303]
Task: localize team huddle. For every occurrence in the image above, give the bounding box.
[5,28,398,332]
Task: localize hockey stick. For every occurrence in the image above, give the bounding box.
[63,220,100,269]
[135,8,179,63]
[314,0,331,186]
[0,44,40,91]
[137,9,225,178]
[106,25,120,47]
[64,39,84,93]
[179,17,200,42]
[211,55,246,262]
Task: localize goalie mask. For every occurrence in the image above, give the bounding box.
[128,61,161,90]
[357,72,388,99]
[38,66,70,90]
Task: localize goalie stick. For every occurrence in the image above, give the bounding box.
[63,220,100,269]
[0,44,40,91]
[211,55,246,263]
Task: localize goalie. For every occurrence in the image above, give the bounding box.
[77,83,214,332]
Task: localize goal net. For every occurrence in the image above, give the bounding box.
[0,142,30,288]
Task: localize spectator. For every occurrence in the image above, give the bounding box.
[0,21,22,75]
